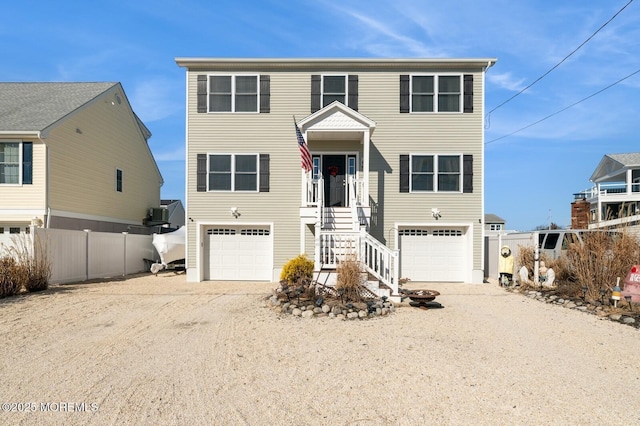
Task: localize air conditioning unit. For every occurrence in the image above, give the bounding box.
[149,207,169,223]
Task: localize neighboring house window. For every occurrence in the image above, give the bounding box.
[116,169,123,192]
[311,74,358,112]
[0,141,32,185]
[208,154,258,192]
[400,74,473,113]
[9,227,20,234]
[0,227,4,233]
[490,224,503,231]
[208,75,258,113]
[400,154,473,193]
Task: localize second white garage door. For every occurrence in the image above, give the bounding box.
[204,226,272,281]
[399,227,467,282]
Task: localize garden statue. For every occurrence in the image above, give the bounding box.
[499,245,514,286]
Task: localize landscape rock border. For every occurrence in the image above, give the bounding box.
[265,295,396,320]
[506,286,639,328]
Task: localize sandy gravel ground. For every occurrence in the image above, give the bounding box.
[1,272,639,426]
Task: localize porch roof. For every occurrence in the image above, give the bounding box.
[590,153,640,183]
[297,101,376,139]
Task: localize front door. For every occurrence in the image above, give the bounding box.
[323,155,346,207]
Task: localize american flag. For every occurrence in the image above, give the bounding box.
[295,119,313,172]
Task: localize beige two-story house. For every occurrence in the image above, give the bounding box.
[176,58,496,294]
[0,82,163,234]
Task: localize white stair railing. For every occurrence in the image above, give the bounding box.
[360,229,399,296]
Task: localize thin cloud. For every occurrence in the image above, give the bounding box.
[488,72,527,92]
[130,77,183,123]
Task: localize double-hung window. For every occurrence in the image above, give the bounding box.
[0,142,20,184]
[0,141,32,185]
[411,154,461,192]
[322,75,347,107]
[411,75,462,112]
[209,75,258,112]
[208,154,258,191]
[116,169,123,192]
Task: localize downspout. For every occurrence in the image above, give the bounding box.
[37,132,51,228]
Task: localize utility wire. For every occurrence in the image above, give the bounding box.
[486,0,634,119]
[485,67,640,145]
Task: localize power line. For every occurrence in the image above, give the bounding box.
[485,67,640,145]
[486,0,634,118]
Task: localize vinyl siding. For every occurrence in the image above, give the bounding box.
[47,89,161,223]
[185,64,487,274]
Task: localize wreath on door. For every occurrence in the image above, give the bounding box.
[328,166,339,177]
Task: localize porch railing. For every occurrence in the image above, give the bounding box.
[314,229,399,296]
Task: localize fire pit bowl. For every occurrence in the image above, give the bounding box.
[403,289,441,309]
[407,289,439,302]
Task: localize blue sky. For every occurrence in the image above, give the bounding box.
[2,0,639,231]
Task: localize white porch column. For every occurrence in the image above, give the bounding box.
[596,183,602,223]
[628,169,633,194]
[363,129,370,203]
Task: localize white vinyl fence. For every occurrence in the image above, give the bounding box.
[0,228,157,285]
[484,232,537,281]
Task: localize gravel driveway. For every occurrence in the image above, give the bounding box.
[1,272,638,425]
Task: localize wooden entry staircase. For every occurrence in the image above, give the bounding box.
[312,179,400,301]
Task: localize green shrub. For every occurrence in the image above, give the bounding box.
[0,257,28,298]
[280,254,314,286]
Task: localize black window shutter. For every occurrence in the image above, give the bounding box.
[311,75,321,113]
[259,154,270,192]
[197,154,207,192]
[260,75,270,113]
[463,75,473,113]
[348,75,358,111]
[400,154,409,193]
[197,75,207,113]
[463,154,473,193]
[400,75,410,113]
[22,142,32,184]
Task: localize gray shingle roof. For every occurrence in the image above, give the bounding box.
[485,213,505,223]
[607,153,640,167]
[0,82,117,132]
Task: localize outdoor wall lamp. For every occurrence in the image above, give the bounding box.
[230,207,241,218]
[431,208,441,220]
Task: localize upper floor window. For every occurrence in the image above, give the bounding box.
[410,75,462,113]
[0,141,32,185]
[411,154,461,192]
[209,75,258,113]
[490,224,503,231]
[322,75,347,107]
[208,154,258,192]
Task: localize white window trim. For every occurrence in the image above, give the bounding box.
[321,74,348,107]
[409,153,463,193]
[207,153,260,192]
[207,74,260,113]
[410,73,463,113]
[0,140,23,186]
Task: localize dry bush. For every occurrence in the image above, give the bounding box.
[335,255,365,303]
[280,254,314,287]
[567,230,640,300]
[0,256,29,298]
[5,232,51,292]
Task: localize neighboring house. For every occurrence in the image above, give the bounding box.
[175,57,496,293]
[574,153,640,231]
[0,82,163,234]
[160,199,185,229]
[484,213,506,235]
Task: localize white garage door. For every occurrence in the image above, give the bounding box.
[205,226,272,281]
[399,227,467,282]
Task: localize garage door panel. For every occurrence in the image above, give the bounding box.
[400,228,466,282]
[205,226,272,281]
